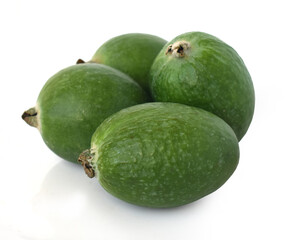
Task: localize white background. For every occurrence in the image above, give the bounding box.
[1,0,295,239]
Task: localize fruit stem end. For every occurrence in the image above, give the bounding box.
[76,59,86,64]
[76,59,97,64]
[78,149,95,178]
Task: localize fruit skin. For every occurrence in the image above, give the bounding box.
[82,102,239,208]
[23,64,148,163]
[90,33,167,92]
[149,32,255,141]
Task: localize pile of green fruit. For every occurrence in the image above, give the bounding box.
[22,32,254,208]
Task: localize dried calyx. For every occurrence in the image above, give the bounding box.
[165,40,191,58]
[22,107,38,128]
[78,149,95,178]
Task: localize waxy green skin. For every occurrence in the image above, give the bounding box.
[91,33,167,92]
[150,32,255,141]
[87,102,239,208]
[37,64,148,163]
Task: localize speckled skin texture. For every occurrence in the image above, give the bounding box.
[91,33,167,93]
[37,64,148,162]
[149,32,255,141]
[89,102,239,208]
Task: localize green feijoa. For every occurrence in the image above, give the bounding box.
[149,32,255,141]
[80,33,167,93]
[22,64,148,163]
[79,102,239,208]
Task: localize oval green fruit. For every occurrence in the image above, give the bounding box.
[79,102,239,208]
[149,32,255,141]
[88,33,167,92]
[22,64,148,163]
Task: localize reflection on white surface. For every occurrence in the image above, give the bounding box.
[26,160,212,240]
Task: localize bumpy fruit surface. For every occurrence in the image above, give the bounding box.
[149,32,255,141]
[22,64,148,163]
[90,33,167,92]
[79,102,239,208]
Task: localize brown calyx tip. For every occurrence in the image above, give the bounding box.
[78,149,95,178]
[76,59,85,64]
[165,40,191,58]
[22,107,38,128]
